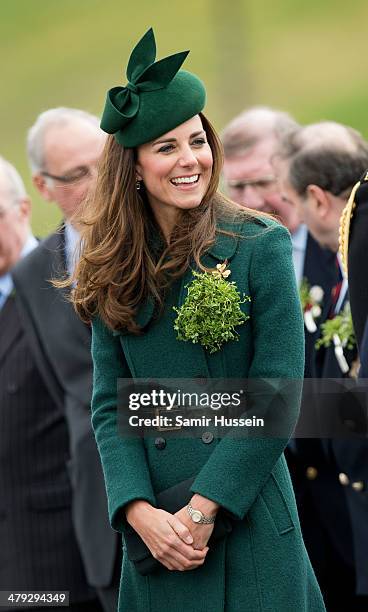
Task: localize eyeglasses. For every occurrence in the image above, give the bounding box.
[227,175,277,192]
[41,165,96,185]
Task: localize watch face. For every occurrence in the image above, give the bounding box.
[192,510,202,523]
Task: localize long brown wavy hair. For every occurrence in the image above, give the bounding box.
[70,113,265,333]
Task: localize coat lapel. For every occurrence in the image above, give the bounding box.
[119,224,243,378]
[116,223,242,334]
[176,225,241,310]
[135,296,156,329]
[205,221,242,264]
[303,233,337,298]
[113,297,156,336]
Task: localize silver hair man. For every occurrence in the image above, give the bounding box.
[0,156,31,276]
[27,107,105,223]
[16,108,118,610]
[27,107,100,174]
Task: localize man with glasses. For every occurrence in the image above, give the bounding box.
[222,106,337,378]
[12,108,120,612]
[0,156,101,610]
[277,121,368,611]
[222,107,300,227]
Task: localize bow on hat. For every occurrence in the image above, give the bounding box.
[100,28,189,135]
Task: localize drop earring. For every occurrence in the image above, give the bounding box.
[136,178,142,191]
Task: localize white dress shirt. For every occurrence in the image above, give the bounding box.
[291,224,308,287]
[64,222,81,277]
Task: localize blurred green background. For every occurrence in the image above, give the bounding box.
[1,0,368,235]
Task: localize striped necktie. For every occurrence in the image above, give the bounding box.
[329,257,343,316]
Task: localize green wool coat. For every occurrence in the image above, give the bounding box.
[91,217,326,612]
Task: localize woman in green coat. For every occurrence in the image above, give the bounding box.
[72,29,325,612]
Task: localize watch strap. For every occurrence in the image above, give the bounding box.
[187,502,216,524]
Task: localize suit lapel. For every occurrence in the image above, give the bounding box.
[306,236,339,377]
[0,295,22,367]
[13,228,92,402]
[303,233,338,298]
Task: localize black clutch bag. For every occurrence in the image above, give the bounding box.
[124,477,233,575]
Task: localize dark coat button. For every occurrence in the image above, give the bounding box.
[6,382,18,394]
[202,432,214,444]
[154,437,166,450]
[343,419,356,431]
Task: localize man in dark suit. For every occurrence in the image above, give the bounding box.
[221,106,337,376]
[12,108,120,612]
[345,173,368,351]
[341,173,368,594]
[278,121,368,611]
[0,156,101,611]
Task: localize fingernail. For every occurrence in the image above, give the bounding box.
[185,535,193,544]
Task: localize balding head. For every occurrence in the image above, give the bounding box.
[0,157,31,275]
[277,121,368,251]
[28,107,106,222]
[295,121,360,153]
[222,106,299,158]
[278,121,368,198]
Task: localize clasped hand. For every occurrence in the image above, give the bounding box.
[126,499,216,572]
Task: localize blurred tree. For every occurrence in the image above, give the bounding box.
[210,0,252,126]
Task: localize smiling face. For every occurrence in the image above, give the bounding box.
[135,115,213,237]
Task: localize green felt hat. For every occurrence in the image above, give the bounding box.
[100,28,206,148]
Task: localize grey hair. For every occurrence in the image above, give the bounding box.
[0,156,27,205]
[221,106,299,158]
[27,107,100,174]
[278,121,368,197]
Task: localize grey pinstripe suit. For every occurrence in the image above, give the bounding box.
[12,229,120,611]
[0,294,99,609]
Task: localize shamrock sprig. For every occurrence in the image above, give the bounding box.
[299,279,324,333]
[173,263,250,354]
[315,302,356,350]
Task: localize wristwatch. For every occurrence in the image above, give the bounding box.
[187,502,216,524]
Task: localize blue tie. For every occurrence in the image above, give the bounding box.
[0,289,6,310]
